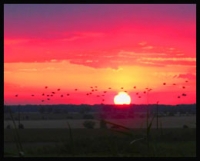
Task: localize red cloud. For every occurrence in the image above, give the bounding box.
[177,73,196,80]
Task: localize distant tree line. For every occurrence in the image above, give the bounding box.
[4,104,196,114]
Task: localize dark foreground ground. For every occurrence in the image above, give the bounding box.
[4,128,196,157]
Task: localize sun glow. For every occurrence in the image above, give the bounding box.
[114,92,131,105]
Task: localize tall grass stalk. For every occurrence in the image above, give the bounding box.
[160,117,163,137]
[156,101,159,130]
[67,122,74,155]
[145,90,157,151]
[6,105,24,157]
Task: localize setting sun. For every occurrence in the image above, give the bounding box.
[114,92,131,105]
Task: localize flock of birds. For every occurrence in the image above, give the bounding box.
[14,80,189,104]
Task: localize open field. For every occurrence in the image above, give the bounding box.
[4,113,196,157]
[4,116,196,129]
[4,128,196,157]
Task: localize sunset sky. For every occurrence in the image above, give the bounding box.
[4,4,196,105]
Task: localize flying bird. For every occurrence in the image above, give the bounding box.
[182,93,187,96]
[173,83,176,85]
[15,94,18,97]
[177,96,180,98]
[45,86,48,89]
[163,83,166,85]
[31,95,34,97]
[61,95,63,97]
[133,86,136,89]
[75,89,78,91]
[42,93,45,96]
[182,86,185,89]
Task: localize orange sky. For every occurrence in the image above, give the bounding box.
[4,4,196,105]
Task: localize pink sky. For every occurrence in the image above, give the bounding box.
[4,4,196,105]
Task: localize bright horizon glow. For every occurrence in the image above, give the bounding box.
[114,92,131,105]
[4,4,196,105]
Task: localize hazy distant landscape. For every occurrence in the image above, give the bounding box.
[4,104,196,157]
[4,104,196,129]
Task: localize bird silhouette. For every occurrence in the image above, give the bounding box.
[57,89,60,91]
[136,93,139,95]
[108,87,111,89]
[31,95,34,97]
[185,80,188,83]
[133,86,136,89]
[66,94,70,96]
[45,86,48,89]
[104,91,107,93]
[52,92,55,94]
[121,87,123,89]
[42,93,45,96]
[177,96,180,98]
[182,86,185,89]
[163,83,166,85]
[15,94,18,97]
[75,89,77,91]
[173,83,176,85]
[182,93,187,96]
[61,95,63,97]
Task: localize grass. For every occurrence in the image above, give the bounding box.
[5,105,24,157]
[4,128,196,157]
